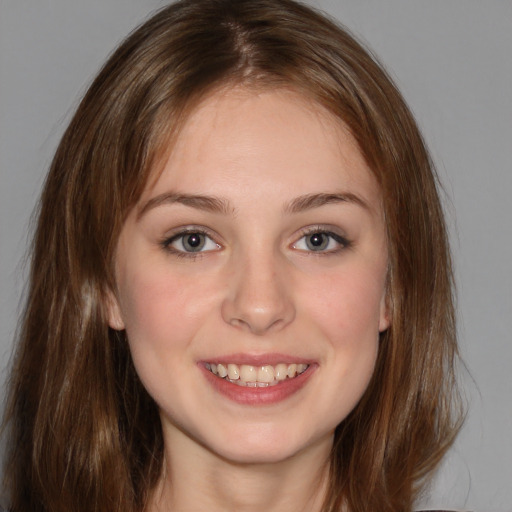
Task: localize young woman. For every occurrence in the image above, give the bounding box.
[1,1,463,511]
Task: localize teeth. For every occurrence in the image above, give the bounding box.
[275,363,288,381]
[239,364,257,382]
[297,363,307,373]
[217,364,228,378]
[227,363,239,380]
[206,362,309,386]
[258,365,275,383]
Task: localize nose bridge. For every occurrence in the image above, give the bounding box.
[221,243,295,335]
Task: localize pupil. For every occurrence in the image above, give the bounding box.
[307,233,328,251]
[310,234,324,246]
[184,233,204,251]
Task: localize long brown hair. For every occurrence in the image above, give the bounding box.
[2,1,463,511]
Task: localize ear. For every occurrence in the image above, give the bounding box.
[378,292,391,333]
[105,289,126,331]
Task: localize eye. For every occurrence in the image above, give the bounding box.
[164,230,220,254]
[293,229,349,253]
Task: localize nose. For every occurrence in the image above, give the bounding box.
[221,250,295,335]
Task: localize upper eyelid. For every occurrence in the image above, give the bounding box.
[160,226,220,251]
[164,226,219,241]
[295,225,349,239]
[159,224,350,248]
[292,226,351,250]
[160,228,222,259]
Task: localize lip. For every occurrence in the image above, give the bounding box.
[198,354,317,406]
[201,352,315,366]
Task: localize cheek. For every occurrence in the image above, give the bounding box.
[117,265,216,356]
[300,267,384,421]
[115,265,222,406]
[304,266,386,341]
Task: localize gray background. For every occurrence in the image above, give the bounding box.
[1,1,511,511]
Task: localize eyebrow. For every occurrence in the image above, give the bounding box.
[137,190,370,220]
[137,192,234,219]
[283,192,370,214]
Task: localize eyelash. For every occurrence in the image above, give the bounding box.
[160,226,351,259]
[160,227,219,260]
[293,226,351,255]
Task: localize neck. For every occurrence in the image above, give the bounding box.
[148,429,332,512]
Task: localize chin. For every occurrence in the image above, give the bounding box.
[205,426,332,466]
[217,446,295,465]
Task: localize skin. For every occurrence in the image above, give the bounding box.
[109,87,390,512]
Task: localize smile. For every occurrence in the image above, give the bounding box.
[205,362,309,387]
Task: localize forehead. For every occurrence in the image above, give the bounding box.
[141,86,381,211]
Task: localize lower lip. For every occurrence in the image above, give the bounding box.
[200,364,316,405]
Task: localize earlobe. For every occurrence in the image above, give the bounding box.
[105,290,125,331]
[378,293,391,333]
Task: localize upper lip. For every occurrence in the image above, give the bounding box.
[199,353,316,366]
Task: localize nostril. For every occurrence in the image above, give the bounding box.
[220,259,296,334]
[226,307,295,335]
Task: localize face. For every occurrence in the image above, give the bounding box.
[109,87,390,465]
